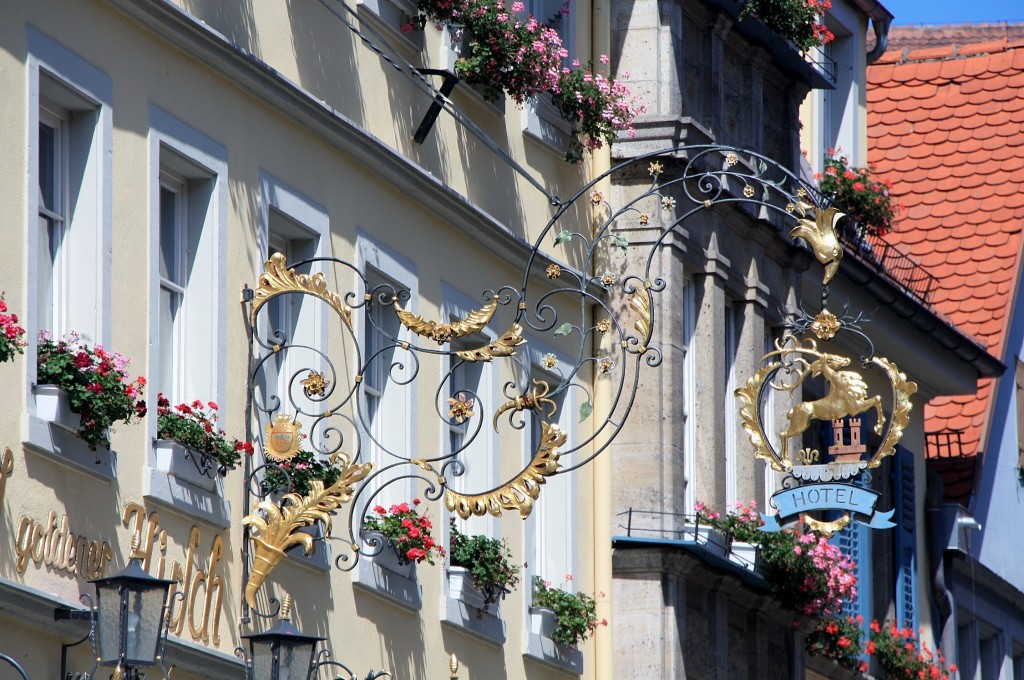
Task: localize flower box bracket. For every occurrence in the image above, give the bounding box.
[413,68,461,144]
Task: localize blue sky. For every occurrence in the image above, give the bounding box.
[884,0,1024,25]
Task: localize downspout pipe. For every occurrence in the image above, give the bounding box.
[851,0,894,63]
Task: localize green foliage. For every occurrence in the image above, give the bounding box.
[532,576,606,647]
[362,500,445,565]
[156,393,251,469]
[449,520,521,612]
[36,332,147,450]
[263,450,345,496]
[738,0,835,52]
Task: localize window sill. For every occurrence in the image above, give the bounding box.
[353,548,422,611]
[524,94,571,159]
[441,568,506,645]
[23,412,116,482]
[523,608,584,675]
[144,441,231,527]
[24,386,116,481]
[357,0,424,53]
[283,522,332,573]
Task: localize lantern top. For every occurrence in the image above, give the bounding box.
[89,556,178,589]
[241,617,326,645]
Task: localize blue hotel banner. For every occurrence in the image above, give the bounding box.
[761,483,895,531]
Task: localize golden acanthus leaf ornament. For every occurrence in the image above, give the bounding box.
[455,323,526,362]
[629,291,653,350]
[393,299,497,344]
[242,456,372,606]
[251,252,352,329]
[445,421,565,519]
[491,379,557,430]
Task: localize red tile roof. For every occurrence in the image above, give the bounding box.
[867,25,1024,504]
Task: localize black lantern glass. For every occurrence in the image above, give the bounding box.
[90,558,176,667]
[242,618,324,680]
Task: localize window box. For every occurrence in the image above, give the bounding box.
[729,540,758,571]
[153,439,221,493]
[525,607,584,674]
[33,385,81,433]
[443,567,507,644]
[354,534,422,610]
[690,525,730,557]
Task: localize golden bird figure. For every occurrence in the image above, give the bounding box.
[789,206,844,285]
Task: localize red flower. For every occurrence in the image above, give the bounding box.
[374,505,387,514]
[86,383,104,394]
[74,352,91,368]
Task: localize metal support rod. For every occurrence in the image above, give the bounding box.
[0,654,31,680]
[413,69,460,144]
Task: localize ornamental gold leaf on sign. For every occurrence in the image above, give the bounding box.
[242,455,372,606]
[445,420,565,519]
[455,323,526,362]
[491,379,557,431]
[393,299,497,345]
[789,206,844,285]
[629,291,652,350]
[251,252,352,329]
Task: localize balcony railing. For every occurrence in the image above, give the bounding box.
[838,221,938,306]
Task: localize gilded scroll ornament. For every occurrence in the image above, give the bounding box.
[394,299,497,345]
[242,456,372,606]
[445,421,565,519]
[455,323,525,362]
[251,252,352,329]
[789,206,844,285]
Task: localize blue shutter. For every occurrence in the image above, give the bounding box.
[833,480,871,627]
[893,446,918,631]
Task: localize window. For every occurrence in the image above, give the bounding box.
[523,0,575,152]
[521,343,576,589]
[443,286,499,534]
[724,302,739,507]
[148,105,227,414]
[27,29,112,348]
[356,235,417,510]
[682,279,697,514]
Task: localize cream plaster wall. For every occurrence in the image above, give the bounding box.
[0,1,603,679]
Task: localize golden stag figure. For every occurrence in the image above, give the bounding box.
[779,351,884,457]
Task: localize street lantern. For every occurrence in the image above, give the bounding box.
[241,596,324,680]
[89,548,176,674]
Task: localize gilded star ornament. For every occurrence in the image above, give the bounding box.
[542,353,557,370]
[638,212,650,225]
[447,395,475,424]
[596,318,612,334]
[590,190,605,206]
[600,272,616,286]
[598,357,614,374]
[725,152,739,166]
[649,161,663,176]
[546,264,562,279]
[661,196,676,210]
[743,185,755,198]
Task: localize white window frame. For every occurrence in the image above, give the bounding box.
[441,285,500,539]
[158,170,188,403]
[257,172,329,428]
[355,233,418,511]
[23,29,113,472]
[520,337,578,596]
[682,278,697,515]
[522,0,576,154]
[144,106,228,525]
[724,300,739,508]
